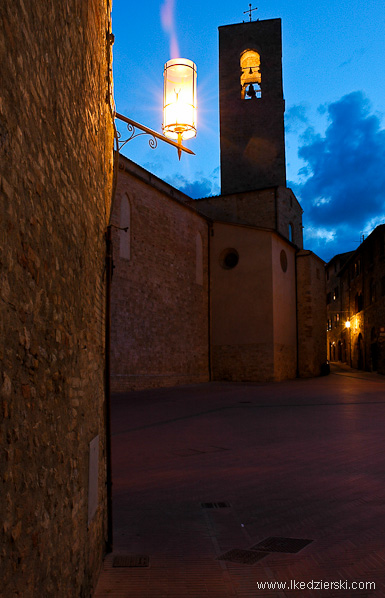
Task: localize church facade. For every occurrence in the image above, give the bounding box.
[110,18,326,391]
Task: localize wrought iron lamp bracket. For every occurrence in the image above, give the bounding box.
[114,112,194,159]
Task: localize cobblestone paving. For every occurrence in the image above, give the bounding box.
[94,367,385,597]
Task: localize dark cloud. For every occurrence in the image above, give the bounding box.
[294,91,385,261]
[166,169,220,198]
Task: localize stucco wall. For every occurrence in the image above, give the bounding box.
[110,158,210,391]
[296,250,327,377]
[210,223,276,381]
[0,1,114,596]
[272,236,297,379]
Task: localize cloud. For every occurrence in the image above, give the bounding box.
[285,105,309,134]
[294,91,385,260]
[160,0,180,58]
[165,169,220,198]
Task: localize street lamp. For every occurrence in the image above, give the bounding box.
[114,58,197,160]
[163,58,197,158]
[345,320,352,367]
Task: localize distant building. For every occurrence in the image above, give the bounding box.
[326,225,385,373]
[110,18,326,391]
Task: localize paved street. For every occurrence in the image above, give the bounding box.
[95,366,385,597]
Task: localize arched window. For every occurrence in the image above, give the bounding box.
[289,223,294,243]
[120,194,131,260]
[240,50,261,100]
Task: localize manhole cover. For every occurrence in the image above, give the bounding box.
[113,555,150,568]
[250,537,313,553]
[218,549,267,565]
[201,502,231,509]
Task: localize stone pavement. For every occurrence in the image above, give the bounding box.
[94,366,385,597]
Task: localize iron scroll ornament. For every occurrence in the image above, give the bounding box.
[114,112,195,159]
[115,122,158,152]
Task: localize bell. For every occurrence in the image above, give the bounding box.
[246,83,256,98]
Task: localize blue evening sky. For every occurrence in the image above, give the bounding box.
[112,0,385,262]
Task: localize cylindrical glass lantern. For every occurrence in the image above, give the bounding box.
[163,58,197,142]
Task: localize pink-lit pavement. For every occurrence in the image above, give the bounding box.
[94,365,385,597]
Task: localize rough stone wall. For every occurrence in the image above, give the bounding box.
[0,1,114,596]
[110,157,210,392]
[188,185,303,249]
[296,250,327,377]
[336,228,385,373]
[187,188,277,230]
[276,187,303,249]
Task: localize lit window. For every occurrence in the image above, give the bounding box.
[240,50,261,100]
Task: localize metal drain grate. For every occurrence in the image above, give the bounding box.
[218,549,267,565]
[250,537,313,553]
[113,554,150,568]
[201,501,231,509]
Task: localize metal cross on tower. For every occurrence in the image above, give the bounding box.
[244,4,258,21]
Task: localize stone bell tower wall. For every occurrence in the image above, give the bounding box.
[219,19,286,194]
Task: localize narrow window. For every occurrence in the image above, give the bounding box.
[120,194,131,260]
[288,223,294,243]
[369,279,376,304]
[240,50,261,99]
[355,292,363,312]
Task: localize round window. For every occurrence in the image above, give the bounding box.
[280,249,288,272]
[220,248,239,270]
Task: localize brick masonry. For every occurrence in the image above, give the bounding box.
[110,157,210,392]
[189,185,303,251]
[0,1,114,596]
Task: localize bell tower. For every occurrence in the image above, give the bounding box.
[219,18,286,195]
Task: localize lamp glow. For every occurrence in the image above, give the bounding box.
[163,58,197,147]
[345,320,351,328]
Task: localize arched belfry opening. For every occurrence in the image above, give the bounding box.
[240,49,261,99]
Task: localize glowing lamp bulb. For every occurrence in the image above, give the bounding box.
[345,321,351,328]
[163,58,197,144]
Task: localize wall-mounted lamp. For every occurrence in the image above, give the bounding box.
[163,58,197,158]
[345,320,351,329]
[114,58,197,160]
